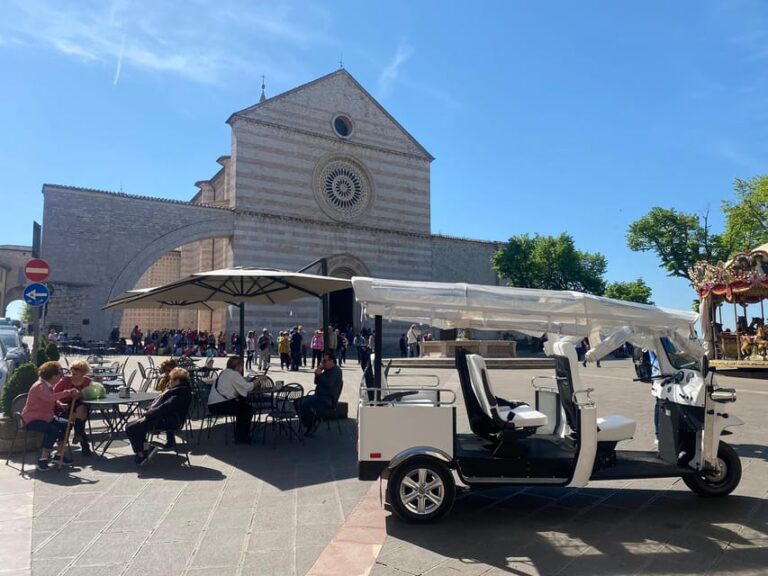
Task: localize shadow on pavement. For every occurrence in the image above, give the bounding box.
[732,443,768,462]
[188,417,359,492]
[383,488,768,575]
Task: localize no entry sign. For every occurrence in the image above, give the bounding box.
[24,258,50,282]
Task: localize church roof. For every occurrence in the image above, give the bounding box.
[227,69,433,161]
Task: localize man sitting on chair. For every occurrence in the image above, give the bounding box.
[126,367,192,466]
[296,353,343,435]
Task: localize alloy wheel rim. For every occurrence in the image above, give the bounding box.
[704,457,728,485]
[399,468,445,515]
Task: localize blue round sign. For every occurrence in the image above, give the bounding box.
[23,283,50,307]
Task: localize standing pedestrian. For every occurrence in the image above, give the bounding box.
[290,327,303,371]
[257,328,272,371]
[310,329,324,368]
[246,331,256,371]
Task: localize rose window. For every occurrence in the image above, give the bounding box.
[314,158,372,222]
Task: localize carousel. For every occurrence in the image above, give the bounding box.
[691,242,768,369]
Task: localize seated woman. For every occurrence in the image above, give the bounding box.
[155,359,177,393]
[126,367,193,466]
[53,359,93,456]
[207,356,254,444]
[295,352,343,435]
[21,361,80,471]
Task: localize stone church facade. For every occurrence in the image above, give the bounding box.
[41,70,503,345]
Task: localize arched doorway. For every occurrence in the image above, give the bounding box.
[326,254,370,338]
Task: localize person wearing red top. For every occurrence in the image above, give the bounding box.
[53,359,93,456]
[21,361,80,471]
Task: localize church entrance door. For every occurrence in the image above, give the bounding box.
[329,287,354,335]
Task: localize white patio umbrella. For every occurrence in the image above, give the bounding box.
[104,267,352,358]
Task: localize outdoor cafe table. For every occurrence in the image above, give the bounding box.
[84,392,157,456]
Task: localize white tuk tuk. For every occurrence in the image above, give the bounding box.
[353,277,743,523]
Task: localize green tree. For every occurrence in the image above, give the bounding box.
[492,233,607,294]
[627,207,729,281]
[20,303,33,324]
[722,176,768,253]
[605,279,654,305]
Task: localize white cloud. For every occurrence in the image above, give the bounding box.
[378,40,414,98]
[0,0,327,85]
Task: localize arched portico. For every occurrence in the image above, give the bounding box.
[41,185,235,339]
[326,253,370,336]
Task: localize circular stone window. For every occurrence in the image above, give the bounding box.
[332,114,353,138]
[313,157,373,222]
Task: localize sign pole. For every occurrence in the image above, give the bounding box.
[30,222,43,362]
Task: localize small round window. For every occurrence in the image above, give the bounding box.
[333,115,353,138]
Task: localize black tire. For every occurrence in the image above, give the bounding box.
[387,457,455,523]
[683,441,741,497]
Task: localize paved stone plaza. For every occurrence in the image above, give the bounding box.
[2,356,767,576]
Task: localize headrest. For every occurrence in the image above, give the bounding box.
[552,341,578,361]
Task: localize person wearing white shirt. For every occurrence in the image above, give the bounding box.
[207,356,254,443]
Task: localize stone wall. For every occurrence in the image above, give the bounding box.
[41,185,235,340]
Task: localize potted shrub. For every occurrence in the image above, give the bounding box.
[0,363,40,452]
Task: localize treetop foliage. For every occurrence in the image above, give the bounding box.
[492,233,607,295]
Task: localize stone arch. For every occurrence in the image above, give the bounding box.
[326,253,371,279]
[107,217,235,302]
[326,253,369,334]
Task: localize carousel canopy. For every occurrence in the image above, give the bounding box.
[691,243,768,305]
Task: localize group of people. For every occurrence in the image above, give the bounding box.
[20,348,345,470]
[115,326,245,357]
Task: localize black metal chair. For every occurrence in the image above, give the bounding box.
[305,390,344,436]
[149,418,193,466]
[5,394,31,473]
[263,383,304,447]
[248,374,276,430]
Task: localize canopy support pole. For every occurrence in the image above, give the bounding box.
[239,302,245,371]
[734,302,741,360]
[321,258,330,354]
[374,315,382,390]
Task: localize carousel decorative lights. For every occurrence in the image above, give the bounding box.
[691,243,768,364]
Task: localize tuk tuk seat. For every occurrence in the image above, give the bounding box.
[466,354,548,429]
[552,341,636,443]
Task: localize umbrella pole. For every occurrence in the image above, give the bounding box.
[239,303,245,372]
[321,258,330,354]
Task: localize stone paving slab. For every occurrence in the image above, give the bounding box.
[5,355,767,575]
[369,362,768,576]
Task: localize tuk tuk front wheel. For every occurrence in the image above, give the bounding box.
[683,441,741,497]
[388,458,455,523]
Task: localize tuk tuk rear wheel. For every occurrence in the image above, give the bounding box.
[683,441,741,497]
[388,458,455,523]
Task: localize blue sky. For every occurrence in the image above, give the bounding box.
[1,0,767,318]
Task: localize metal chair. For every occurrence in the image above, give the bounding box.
[263,383,304,447]
[149,418,193,466]
[307,391,344,436]
[5,394,31,473]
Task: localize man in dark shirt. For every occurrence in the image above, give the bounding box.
[296,352,343,434]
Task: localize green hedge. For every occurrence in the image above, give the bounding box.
[2,363,38,416]
[35,347,48,367]
[45,341,60,361]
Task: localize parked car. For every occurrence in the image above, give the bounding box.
[0,339,9,399]
[0,327,29,373]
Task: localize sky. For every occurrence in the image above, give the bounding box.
[1,0,767,319]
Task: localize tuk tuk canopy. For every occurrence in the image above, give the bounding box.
[351,277,699,357]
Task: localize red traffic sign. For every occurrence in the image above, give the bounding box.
[24,258,50,282]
